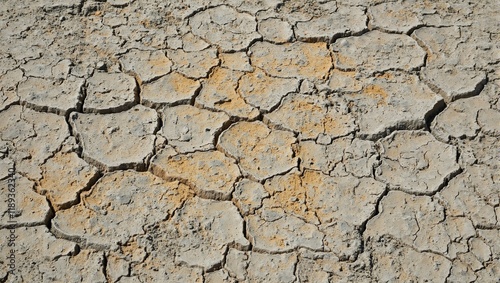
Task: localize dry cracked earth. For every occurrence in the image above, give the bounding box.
[0,0,499,282]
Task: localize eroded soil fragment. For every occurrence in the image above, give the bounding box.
[70,105,157,171]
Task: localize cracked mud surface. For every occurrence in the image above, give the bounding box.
[0,0,499,282]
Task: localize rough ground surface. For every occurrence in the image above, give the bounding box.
[0,0,499,282]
